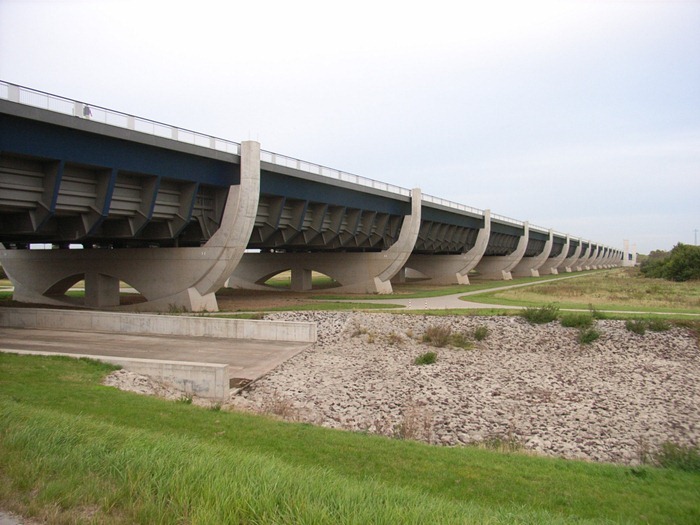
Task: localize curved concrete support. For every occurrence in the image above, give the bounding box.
[574,244,593,272]
[560,241,582,273]
[473,222,529,280]
[403,210,491,285]
[1,141,261,312]
[583,246,600,270]
[594,248,608,269]
[511,229,553,278]
[538,235,570,275]
[228,188,422,294]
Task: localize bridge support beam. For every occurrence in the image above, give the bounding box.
[402,210,491,285]
[0,141,261,312]
[560,242,582,273]
[538,235,570,275]
[511,229,553,278]
[574,245,592,272]
[473,222,529,280]
[228,188,422,294]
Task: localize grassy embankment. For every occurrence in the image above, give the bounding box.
[1,353,699,524]
[463,268,700,315]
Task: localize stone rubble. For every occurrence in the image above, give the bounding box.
[232,312,700,465]
[104,311,700,465]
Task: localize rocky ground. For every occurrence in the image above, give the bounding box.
[107,311,700,466]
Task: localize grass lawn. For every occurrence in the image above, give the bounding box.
[465,268,700,314]
[1,353,699,524]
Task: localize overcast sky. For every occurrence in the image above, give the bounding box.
[2,0,699,254]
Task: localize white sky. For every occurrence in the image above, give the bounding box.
[1,0,699,254]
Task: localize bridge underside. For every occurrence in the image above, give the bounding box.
[0,94,623,310]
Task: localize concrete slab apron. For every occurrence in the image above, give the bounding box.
[0,328,310,393]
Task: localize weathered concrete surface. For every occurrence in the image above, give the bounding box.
[0,327,310,401]
[0,308,316,343]
[0,308,316,401]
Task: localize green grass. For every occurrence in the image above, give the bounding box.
[312,273,588,301]
[521,304,560,324]
[465,268,700,314]
[560,312,594,329]
[413,351,438,365]
[1,354,699,524]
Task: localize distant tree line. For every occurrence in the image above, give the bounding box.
[640,243,700,281]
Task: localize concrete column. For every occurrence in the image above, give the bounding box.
[291,268,312,292]
[511,228,553,278]
[0,141,261,312]
[229,188,422,294]
[404,209,491,285]
[473,222,529,280]
[538,235,570,275]
[584,246,600,270]
[573,244,591,272]
[560,241,582,273]
[84,271,120,308]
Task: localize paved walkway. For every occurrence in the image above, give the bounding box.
[0,328,310,383]
[342,273,591,310]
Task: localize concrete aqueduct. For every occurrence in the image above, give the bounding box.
[0,82,630,311]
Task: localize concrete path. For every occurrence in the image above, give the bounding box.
[345,273,592,310]
[337,273,700,317]
[0,327,310,385]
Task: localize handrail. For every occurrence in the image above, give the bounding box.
[490,212,523,227]
[260,149,412,197]
[422,194,483,216]
[2,79,604,241]
[0,80,241,155]
[529,224,550,234]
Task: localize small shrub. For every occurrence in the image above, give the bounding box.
[168,303,188,314]
[480,435,524,453]
[578,328,600,345]
[387,332,404,346]
[393,402,433,441]
[414,352,437,365]
[647,318,671,332]
[473,326,489,341]
[588,304,607,320]
[177,394,193,404]
[654,442,700,472]
[450,332,474,350]
[560,312,594,329]
[626,319,647,335]
[521,304,560,324]
[350,323,368,337]
[261,391,299,421]
[422,325,452,347]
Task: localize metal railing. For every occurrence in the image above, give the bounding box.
[0,80,241,155]
[422,194,483,216]
[529,224,551,234]
[490,212,523,227]
[260,149,412,197]
[2,79,557,229]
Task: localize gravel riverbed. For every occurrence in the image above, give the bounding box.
[231,312,699,465]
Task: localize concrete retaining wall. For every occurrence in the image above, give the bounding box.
[0,308,316,343]
[3,349,229,401]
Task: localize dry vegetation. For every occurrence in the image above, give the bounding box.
[480,268,700,311]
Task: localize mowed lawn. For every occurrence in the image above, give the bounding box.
[1,353,699,524]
